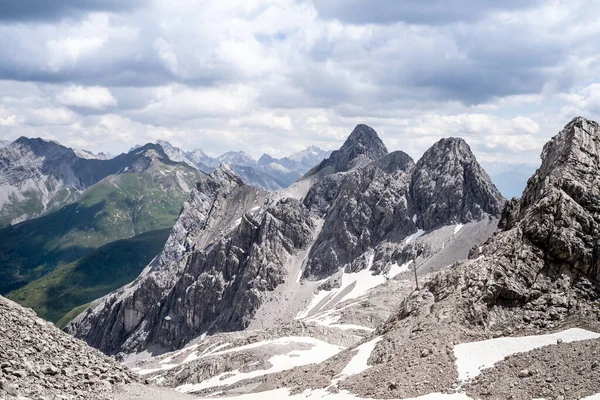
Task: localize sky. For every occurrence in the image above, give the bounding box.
[0,0,599,162]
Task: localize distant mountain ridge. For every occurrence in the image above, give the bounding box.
[0,140,205,323]
[154,140,331,191]
[0,138,195,226]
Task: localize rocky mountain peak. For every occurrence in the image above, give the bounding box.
[420,117,600,333]
[205,163,245,189]
[410,137,505,230]
[217,150,256,167]
[156,139,173,147]
[518,117,600,212]
[12,136,76,159]
[344,124,386,149]
[500,117,600,282]
[303,124,388,178]
[257,153,277,166]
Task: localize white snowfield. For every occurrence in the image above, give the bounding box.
[388,261,412,279]
[338,337,381,378]
[176,337,343,393]
[195,388,473,399]
[453,224,464,234]
[453,328,600,381]
[187,327,600,400]
[405,229,425,244]
[297,268,387,320]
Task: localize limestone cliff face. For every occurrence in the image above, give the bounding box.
[303,151,416,278]
[426,117,600,329]
[411,137,505,231]
[303,138,505,279]
[66,165,267,354]
[68,124,505,355]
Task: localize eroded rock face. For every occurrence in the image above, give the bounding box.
[66,165,267,354]
[410,137,505,231]
[303,139,506,279]
[145,197,315,351]
[426,117,600,330]
[303,151,416,278]
[68,124,505,356]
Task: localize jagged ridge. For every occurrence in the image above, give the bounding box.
[68,124,505,356]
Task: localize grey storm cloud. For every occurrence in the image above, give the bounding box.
[0,0,598,163]
[310,0,543,25]
[0,0,145,22]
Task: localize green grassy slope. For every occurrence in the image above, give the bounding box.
[0,162,202,295]
[8,228,171,323]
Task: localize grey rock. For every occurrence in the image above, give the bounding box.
[410,137,505,230]
[67,165,269,354]
[41,365,59,376]
[303,151,416,278]
[0,138,194,226]
[0,295,140,399]
[517,369,531,378]
[303,138,505,279]
[69,123,505,358]
[303,124,388,179]
[409,117,600,331]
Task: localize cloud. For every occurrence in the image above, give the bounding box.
[310,0,542,25]
[26,107,77,126]
[57,86,117,109]
[0,0,599,167]
[0,0,145,22]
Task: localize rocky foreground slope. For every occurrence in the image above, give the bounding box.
[67,123,505,361]
[0,295,192,400]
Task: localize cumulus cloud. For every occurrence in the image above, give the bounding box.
[310,0,542,25]
[0,0,145,22]
[57,86,117,109]
[0,0,598,166]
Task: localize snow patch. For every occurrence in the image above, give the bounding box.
[338,337,381,378]
[405,229,425,244]
[388,261,412,279]
[195,388,474,399]
[454,224,464,234]
[297,268,386,318]
[176,337,343,393]
[454,328,600,381]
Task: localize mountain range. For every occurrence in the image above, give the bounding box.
[139,140,332,191]
[66,122,505,355]
[1,118,600,399]
[0,140,205,324]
